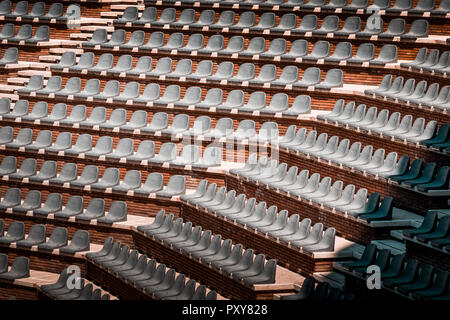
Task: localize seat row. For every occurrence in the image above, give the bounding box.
[144,0,450,15]
[16,79,315,115]
[0,1,80,21]
[318,100,438,143]
[403,212,450,249]
[182,180,337,250]
[230,155,395,222]
[0,125,224,166]
[280,276,353,300]
[137,210,277,284]
[0,157,187,197]
[0,220,90,253]
[389,159,450,193]
[109,8,429,39]
[365,75,450,110]
[40,270,111,300]
[86,237,218,300]
[0,99,295,139]
[0,254,29,281]
[338,244,450,300]
[275,126,406,177]
[0,47,18,66]
[401,48,450,75]
[0,23,49,43]
[0,188,127,223]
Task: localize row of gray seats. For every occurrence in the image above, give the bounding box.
[40,269,111,300]
[86,237,217,299]
[182,179,337,251]
[0,254,29,280]
[400,48,450,75]
[0,156,186,197]
[0,47,18,65]
[0,188,127,223]
[137,210,277,284]
[17,77,312,115]
[229,155,396,221]
[0,23,49,43]
[0,1,80,21]
[143,0,449,15]
[0,126,223,167]
[318,100,438,143]
[109,8,428,39]
[365,75,450,110]
[273,125,405,176]
[0,220,89,253]
[0,99,296,139]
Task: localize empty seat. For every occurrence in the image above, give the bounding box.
[83,29,107,47]
[112,170,142,193]
[37,227,68,250]
[70,165,98,188]
[135,172,164,195]
[379,18,406,38]
[60,230,90,254]
[54,196,84,218]
[102,29,126,48]
[156,175,186,198]
[16,224,46,248]
[0,256,29,280]
[401,19,428,39]
[334,16,361,36]
[76,198,105,221]
[0,47,18,65]
[34,193,62,216]
[0,221,25,244]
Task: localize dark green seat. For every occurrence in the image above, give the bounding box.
[416,216,450,243]
[403,212,437,238]
[415,166,450,192]
[390,159,423,183]
[421,124,450,147]
[359,197,394,222]
[401,162,437,188]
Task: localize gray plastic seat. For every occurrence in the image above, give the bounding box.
[303,41,330,61]
[175,87,202,107]
[102,29,126,48]
[16,224,46,248]
[34,193,62,216]
[301,0,326,9]
[37,227,68,250]
[35,76,62,95]
[6,127,32,149]
[27,25,49,44]
[272,13,297,33]
[0,23,14,40]
[54,196,84,218]
[186,116,211,136]
[135,172,164,195]
[97,201,127,224]
[186,61,213,81]
[156,175,186,198]
[83,29,107,47]
[284,95,311,116]
[29,160,57,182]
[211,10,235,29]
[9,24,32,42]
[141,31,164,50]
[112,170,141,193]
[379,18,406,38]
[189,9,215,28]
[199,34,224,54]
[432,0,450,14]
[251,12,276,31]
[17,75,43,94]
[159,33,184,52]
[114,6,138,24]
[141,112,168,133]
[64,133,92,155]
[161,114,189,135]
[387,0,412,12]
[99,108,127,129]
[85,136,113,158]
[106,138,134,160]
[6,100,34,120]
[219,36,244,55]
[77,107,105,128]
[347,43,375,63]
[134,83,160,104]
[23,2,45,20]
[172,145,200,166]
[70,165,98,188]
[0,156,17,177]
[229,11,255,30]
[127,140,155,162]
[0,188,21,209]
[44,132,71,154]
[70,52,95,71]
[55,77,81,97]
[230,119,256,140]
[74,78,100,98]
[109,55,133,74]
[41,3,63,21]
[58,105,85,125]
[91,167,119,190]
[334,16,361,36]
[293,14,317,33]
[402,19,428,39]
[115,82,141,102]
[178,34,204,53]
[217,90,244,110]
[316,69,343,89]
[343,0,369,10]
[271,65,299,87]
[167,59,193,78]
[195,88,222,109]
[154,84,180,105]
[293,67,320,88]
[95,80,120,100]
[0,256,29,280]
[313,16,340,35]
[128,56,152,75]
[7,1,26,18]
[261,93,289,114]
[240,37,266,57]
[60,230,90,254]
[134,7,157,25]
[40,103,66,123]
[0,47,18,65]
[152,7,176,26]
[371,44,398,65]
[0,98,12,117]
[208,61,234,81]
[0,220,24,243]
[148,142,177,163]
[75,198,105,221]
[0,126,13,145]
